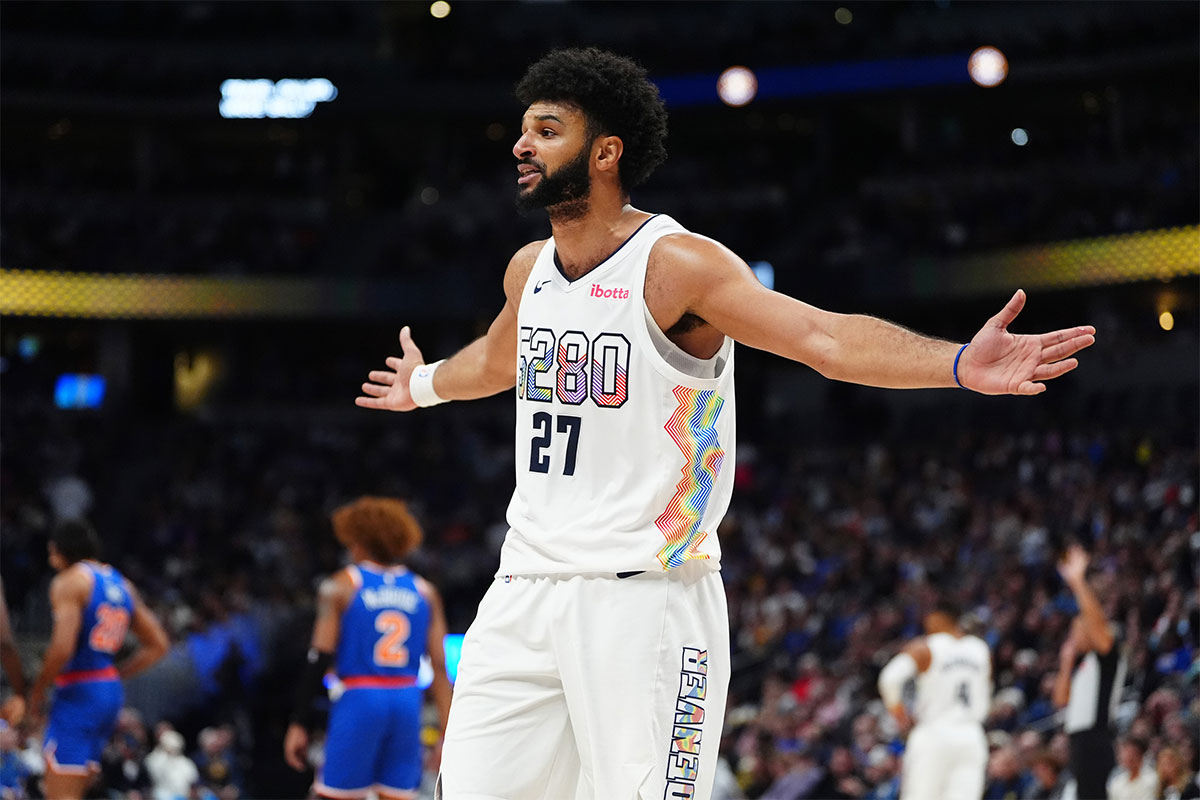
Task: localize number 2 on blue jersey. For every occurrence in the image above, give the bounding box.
[373,611,411,668]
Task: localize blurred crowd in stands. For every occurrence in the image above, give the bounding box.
[2,2,1197,299]
[1,368,1195,797]
[2,97,1194,288]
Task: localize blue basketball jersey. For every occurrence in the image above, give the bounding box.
[336,563,430,679]
[64,562,133,674]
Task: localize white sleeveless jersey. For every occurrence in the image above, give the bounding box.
[499,214,736,576]
[914,633,992,725]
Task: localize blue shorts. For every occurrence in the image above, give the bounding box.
[44,679,123,774]
[316,686,423,798]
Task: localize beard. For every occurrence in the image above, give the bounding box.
[515,143,592,221]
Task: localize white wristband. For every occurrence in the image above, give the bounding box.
[409,360,448,407]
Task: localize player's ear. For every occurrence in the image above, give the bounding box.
[594,135,623,174]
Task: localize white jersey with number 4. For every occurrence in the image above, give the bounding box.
[499,214,736,577]
[914,632,992,725]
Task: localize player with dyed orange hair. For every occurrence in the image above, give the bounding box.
[284,497,452,800]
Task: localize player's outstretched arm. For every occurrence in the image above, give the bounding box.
[662,236,1095,394]
[355,242,542,411]
[28,569,87,717]
[117,584,170,679]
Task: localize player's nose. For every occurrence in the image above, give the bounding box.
[513,132,535,160]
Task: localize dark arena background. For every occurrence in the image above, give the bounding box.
[1,2,1197,799]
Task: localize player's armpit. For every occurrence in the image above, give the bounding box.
[650,234,845,372]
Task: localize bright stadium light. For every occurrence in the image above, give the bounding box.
[1011,127,1029,146]
[219,78,338,119]
[1159,310,1175,331]
[717,66,758,107]
[430,1,451,18]
[968,46,1008,87]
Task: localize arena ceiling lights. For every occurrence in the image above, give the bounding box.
[219,78,338,119]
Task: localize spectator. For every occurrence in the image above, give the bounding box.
[760,740,822,800]
[1023,750,1070,800]
[798,745,867,799]
[145,729,199,800]
[861,745,899,800]
[985,743,1031,800]
[1109,736,1159,800]
[1157,747,1200,800]
[192,726,242,798]
[101,732,152,799]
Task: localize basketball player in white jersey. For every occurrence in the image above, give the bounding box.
[879,600,992,800]
[356,48,1095,800]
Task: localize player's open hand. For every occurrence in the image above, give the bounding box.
[283,722,310,771]
[1057,544,1089,586]
[957,290,1095,395]
[355,326,426,412]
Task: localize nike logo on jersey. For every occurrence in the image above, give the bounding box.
[533,280,552,294]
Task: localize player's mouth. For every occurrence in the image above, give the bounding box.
[517,164,542,186]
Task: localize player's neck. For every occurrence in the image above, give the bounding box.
[928,625,962,637]
[549,200,651,281]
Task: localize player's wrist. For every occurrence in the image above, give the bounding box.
[409,360,449,407]
[952,343,970,390]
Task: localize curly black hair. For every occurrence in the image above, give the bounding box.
[516,47,668,191]
[51,518,102,564]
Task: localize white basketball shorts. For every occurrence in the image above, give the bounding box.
[901,721,987,800]
[438,561,730,800]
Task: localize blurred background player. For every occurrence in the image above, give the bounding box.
[284,496,452,800]
[878,599,992,800]
[27,519,169,800]
[1053,544,1125,800]
[0,582,27,726]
